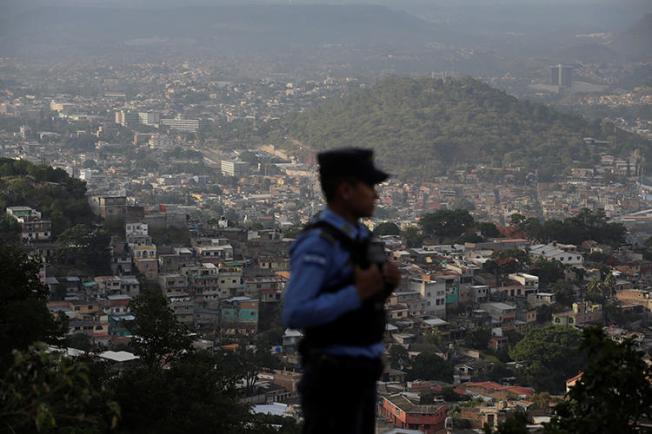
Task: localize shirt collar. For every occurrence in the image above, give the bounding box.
[320,207,365,240]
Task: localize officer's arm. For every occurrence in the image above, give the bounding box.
[282,234,361,329]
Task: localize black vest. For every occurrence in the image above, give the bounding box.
[299,220,387,350]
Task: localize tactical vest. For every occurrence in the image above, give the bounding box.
[299,220,387,350]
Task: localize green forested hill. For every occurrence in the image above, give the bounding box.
[0,159,95,237]
[287,77,646,180]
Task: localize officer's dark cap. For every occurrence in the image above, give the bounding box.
[317,148,390,185]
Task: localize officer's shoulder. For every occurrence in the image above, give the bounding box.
[291,227,336,252]
[298,226,339,247]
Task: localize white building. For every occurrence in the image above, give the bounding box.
[530,243,584,265]
[125,223,149,237]
[507,272,539,295]
[149,134,175,150]
[138,112,160,126]
[160,117,201,132]
[221,159,249,177]
[6,206,52,242]
[408,277,446,319]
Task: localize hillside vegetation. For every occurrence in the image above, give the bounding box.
[287,77,645,180]
[0,158,95,236]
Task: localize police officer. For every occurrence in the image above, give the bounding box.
[283,148,401,434]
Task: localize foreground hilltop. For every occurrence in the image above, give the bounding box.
[287,77,645,180]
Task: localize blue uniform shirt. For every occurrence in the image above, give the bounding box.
[282,208,384,359]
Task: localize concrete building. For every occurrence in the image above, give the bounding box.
[126,222,149,237]
[221,159,250,177]
[616,289,652,312]
[530,243,583,265]
[148,134,175,150]
[115,110,139,128]
[6,206,52,242]
[506,272,539,296]
[160,117,202,132]
[159,273,189,295]
[408,277,447,319]
[182,263,221,302]
[90,194,127,220]
[220,296,259,336]
[379,394,448,434]
[479,302,516,329]
[550,64,573,87]
[138,111,160,126]
[553,302,602,327]
[527,292,556,307]
[195,243,234,263]
[166,291,194,325]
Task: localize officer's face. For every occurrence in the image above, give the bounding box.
[343,180,378,218]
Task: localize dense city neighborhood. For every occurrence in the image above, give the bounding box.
[1,8,651,431]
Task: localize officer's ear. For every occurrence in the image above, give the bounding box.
[337,177,357,201]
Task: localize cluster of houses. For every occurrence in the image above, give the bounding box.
[8,200,652,433]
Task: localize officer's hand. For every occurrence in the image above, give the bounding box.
[354,265,384,300]
[382,261,401,291]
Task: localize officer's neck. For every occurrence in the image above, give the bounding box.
[327,203,359,226]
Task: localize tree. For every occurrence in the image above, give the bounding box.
[535,304,553,324]
[126,290,192,368]
[545,328,652,434]
[531,392,554,411]
[0,344,120,433]
[373,222,400,236]
[527,209,627,247]
[479,222,502,238]
[420,209,475,243]
[550,280,575,307]
[113,351,248,434]
[56,224,111,274]
[238,348,264,395]
[401,225,424,248]
[246,414,302,434]
[0,214,19,245]
[483,249,528,287]
[458,232,485,243]
[452,197,476,211]
[0,159,96,238]
[464,327,492,350]
[510,214,527,227]
[287,77,647,180]
[585,278,605,303]
[439,386,469,402]
[586,273,615,321]
[486,409,529,434]
[407,352,453,382]
[0,246,66,370]
[530,258,565,287]
[64,333,94,352]
[509,326,585,393]
[388,345,409,370]
[485,362,515,383]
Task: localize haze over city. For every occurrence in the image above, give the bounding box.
[0,0,651,433]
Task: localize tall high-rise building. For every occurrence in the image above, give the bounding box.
[160,116,205,133]
[138,112,160,126]
[115,110,139,128]
[220,159,249,177]
[550,64,573,87]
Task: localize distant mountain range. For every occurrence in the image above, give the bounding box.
[610,13,652,59]
[0,2,648,74]
[285,77,648,180]
[0,4,439,57]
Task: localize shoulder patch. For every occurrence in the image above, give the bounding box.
[318,229,337,246]
[302,253,328,266]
